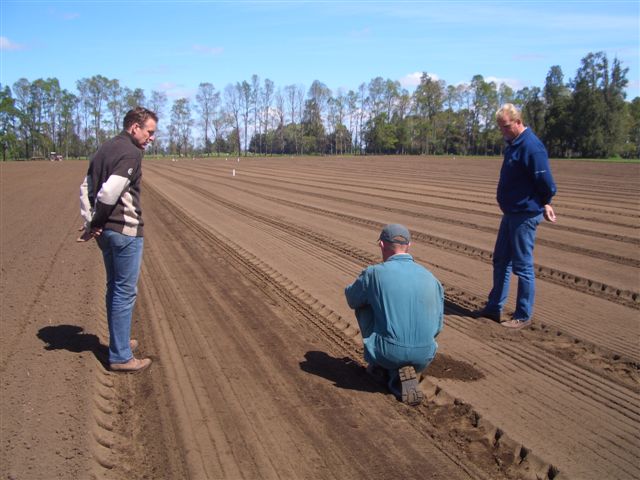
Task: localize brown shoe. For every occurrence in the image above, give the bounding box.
[110,357,152,373]
[500,319,532,330]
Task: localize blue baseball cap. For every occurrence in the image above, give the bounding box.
[378,224,411,245]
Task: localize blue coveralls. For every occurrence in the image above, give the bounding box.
[486,128,557,320]
[344,254,444,373]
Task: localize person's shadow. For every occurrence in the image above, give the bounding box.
[36,324,108,366]
[299,351,387,394]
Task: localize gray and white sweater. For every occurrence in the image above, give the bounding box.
[79,131,144,237]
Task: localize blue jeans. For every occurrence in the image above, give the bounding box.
[486,213,543,320]
[97,230,144,364]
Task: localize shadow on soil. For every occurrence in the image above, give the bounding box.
[300,350,388,395]
[37,324,108,366]
[426,353,485,381]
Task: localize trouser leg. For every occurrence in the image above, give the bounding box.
[98,230,144,364]
[511,214,542,320]
[354,306,376,365]
[487,215,512,313]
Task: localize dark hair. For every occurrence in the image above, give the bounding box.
[123,107,158,130]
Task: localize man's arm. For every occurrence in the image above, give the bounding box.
[530,149,557,207]
[77,175,98,242]
[79,175,93,226]
[345,269,370,310]
[90,174,131,229]
[90,154,139,229]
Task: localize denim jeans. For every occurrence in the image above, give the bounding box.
[97,229,144,364]
[486,213,543,320]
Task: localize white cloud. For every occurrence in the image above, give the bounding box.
[485,76,526,91]
[62,12,80,21]
[0,36,25,51]
[157,82,197,100]
[399,72,440,88]
[192,44,224,56]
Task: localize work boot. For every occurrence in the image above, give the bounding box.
[398,366,424,406]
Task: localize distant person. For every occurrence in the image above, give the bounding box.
[78,107,158,372]
[473,103,557,329]
[345,224,444,406]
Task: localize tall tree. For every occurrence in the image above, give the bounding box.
[570,51,628,157]
[272,87,286,154]
[106,79,125,135]
[169,98,192,156]
[224,84,242,154]
[302,80,331,153]
[0,85,19,160]
[238,80,252,154]
[543,66,571,157]
[125,88,146,110]
[195,82,219,154]
[58,90,78,158]
[76,75,111,146]
[12,78,35,158]
[413,73,445,154]
[259,78,274,154]
[250,75,260,154]
[147,90,168,154]
[627,98,640,158]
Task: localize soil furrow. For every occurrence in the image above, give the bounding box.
[149,165,639,310]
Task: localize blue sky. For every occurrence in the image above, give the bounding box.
[1,0,639,105]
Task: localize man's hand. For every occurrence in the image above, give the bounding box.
[76,225,103,242]
[543,204,557,223]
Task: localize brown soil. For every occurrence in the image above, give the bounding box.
[1,156,638,480]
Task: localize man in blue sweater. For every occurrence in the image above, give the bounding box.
[474,103,557,329]
[345,224,444,405]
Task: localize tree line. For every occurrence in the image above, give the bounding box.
[1,51,638,161]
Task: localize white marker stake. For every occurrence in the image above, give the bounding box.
[232,169,236,177]
[237,157,240,162]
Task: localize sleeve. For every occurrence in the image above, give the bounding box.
[434,279,444,337]
[79,176,93,227]
[530,149,557,206]
[90,154,139,228]
[345,268,370,310]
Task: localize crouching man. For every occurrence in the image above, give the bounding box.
[345,224,444,406]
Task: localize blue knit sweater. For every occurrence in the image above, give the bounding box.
[497,128,557,214]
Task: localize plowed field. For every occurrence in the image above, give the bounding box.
[1,156,638,480]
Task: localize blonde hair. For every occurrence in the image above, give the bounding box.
[496,103,522,123]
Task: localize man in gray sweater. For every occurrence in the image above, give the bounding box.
[79,107,157,372]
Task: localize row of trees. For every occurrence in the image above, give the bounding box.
[1,51,638,160]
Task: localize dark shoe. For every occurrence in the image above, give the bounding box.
[500,318,532,330]
[472,308,501,323]
[387,371,401,399]
[110,357,152,373]
[365,363,389,382]
[398,366,424,406]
